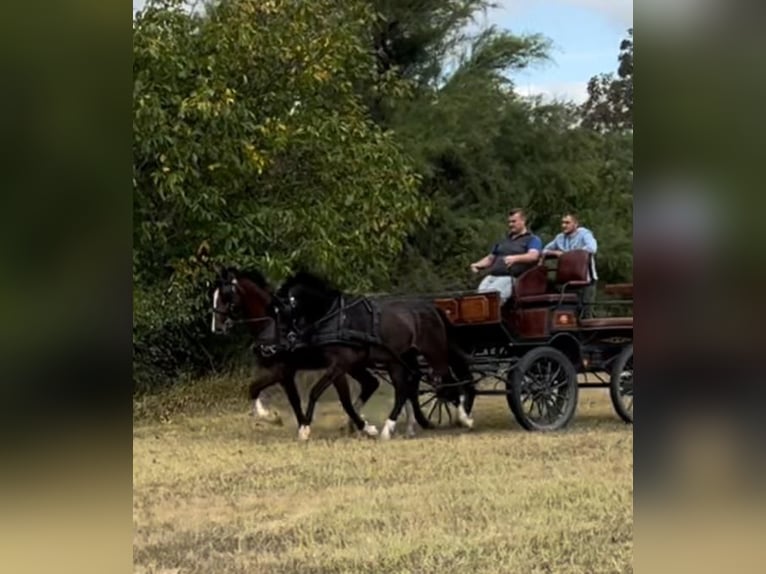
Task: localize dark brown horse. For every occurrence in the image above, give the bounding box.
[211,267,384,439]
[276,270,476,439]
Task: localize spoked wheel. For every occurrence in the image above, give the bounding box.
[415,377,461,428]
[610,344,633,424]
[507,346,578,431]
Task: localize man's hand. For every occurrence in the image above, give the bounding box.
[503,255,515,267]
[470,263,481,273]
[543,250,563,258]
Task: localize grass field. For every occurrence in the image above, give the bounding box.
[133,373,633,574]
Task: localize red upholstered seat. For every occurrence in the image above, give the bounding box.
[512,265,548,300]
[514,249,592,307]
[554,249,591,288]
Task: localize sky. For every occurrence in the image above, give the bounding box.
[133,0,632,104]
[485,0,632,103]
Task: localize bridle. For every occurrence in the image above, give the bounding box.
[212,278,298,354]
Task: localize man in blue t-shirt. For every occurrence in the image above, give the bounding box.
[543,211,598,317]
[470,208,543,302]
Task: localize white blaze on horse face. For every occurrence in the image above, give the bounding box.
[211,288,221,333]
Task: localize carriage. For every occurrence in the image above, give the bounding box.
[214,248,632,437]
[399,249,633,431]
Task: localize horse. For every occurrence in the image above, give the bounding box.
[276,270,476,440]
[210,267,383,440]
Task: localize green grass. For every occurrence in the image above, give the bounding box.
[133,373,633,574]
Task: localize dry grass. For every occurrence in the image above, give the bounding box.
[133,373,633,574]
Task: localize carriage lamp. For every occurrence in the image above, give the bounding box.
[554,311,576,327]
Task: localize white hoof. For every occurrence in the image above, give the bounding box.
[380,419,396,440]
[457,402,474,429]
[363,423,379,438]
[457,414,474,429]
[406,426,417,438]
[252,399,270,418]
[297,425,311,441]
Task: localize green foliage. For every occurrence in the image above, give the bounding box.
[134,0,427,288]
[581,28,633,133]
[132,0,633,390]
[133,0,430,388]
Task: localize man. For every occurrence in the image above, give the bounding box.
[470,208,542,302]
[543,212,598,317]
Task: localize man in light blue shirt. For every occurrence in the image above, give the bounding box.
[543,212,598,317]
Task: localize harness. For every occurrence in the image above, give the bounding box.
[291,295,383,349]
[212,304,291,358]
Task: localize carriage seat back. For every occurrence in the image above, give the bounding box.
[512,264,548,299]
[554,249,591,288]
[511,249,590,307]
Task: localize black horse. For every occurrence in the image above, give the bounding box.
[276,270,476,439]
[211,267,385,439]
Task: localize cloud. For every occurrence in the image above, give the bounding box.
[563,0,633,28]
[496,0,632,30]
[514,81,590,104]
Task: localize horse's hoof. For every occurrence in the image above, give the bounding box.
[297,425,311,441]
[457,417,474,430]
[380,419,396,440]
[363,423,379,438]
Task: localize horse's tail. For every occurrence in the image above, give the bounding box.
[433,306,472,383]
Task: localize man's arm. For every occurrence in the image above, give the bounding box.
[543,235,559,252]
[542,234,563,257]
[581,229,598,253]
[503,237,542,266]
[471,253,495,272]
[471,244,498,272]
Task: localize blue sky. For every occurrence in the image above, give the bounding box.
[485,0,632,103]
[133,0,632,104]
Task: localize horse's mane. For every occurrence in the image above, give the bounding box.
[225,266,272,290]
[277,268,341,299]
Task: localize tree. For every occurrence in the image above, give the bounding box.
[133,0,429,387]
[581,28,633,133]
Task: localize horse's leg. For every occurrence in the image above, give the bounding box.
[380,363,410,440]
[278,366,309,433]
[462,379,477,418]
[403,398,416,438]
[298,363,347,441]
[248,366,283,423]
[333,373,378,438]
[419,346,474,430]
[345,366,380,432]
[401,352,433,430]
[447,341,476,419]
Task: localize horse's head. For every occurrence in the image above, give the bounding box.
[210,266,278,339]
[276,270,341,327]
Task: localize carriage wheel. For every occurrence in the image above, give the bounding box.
[609,344,633,424]
[506,346,578,431]
[415,376,461,429]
